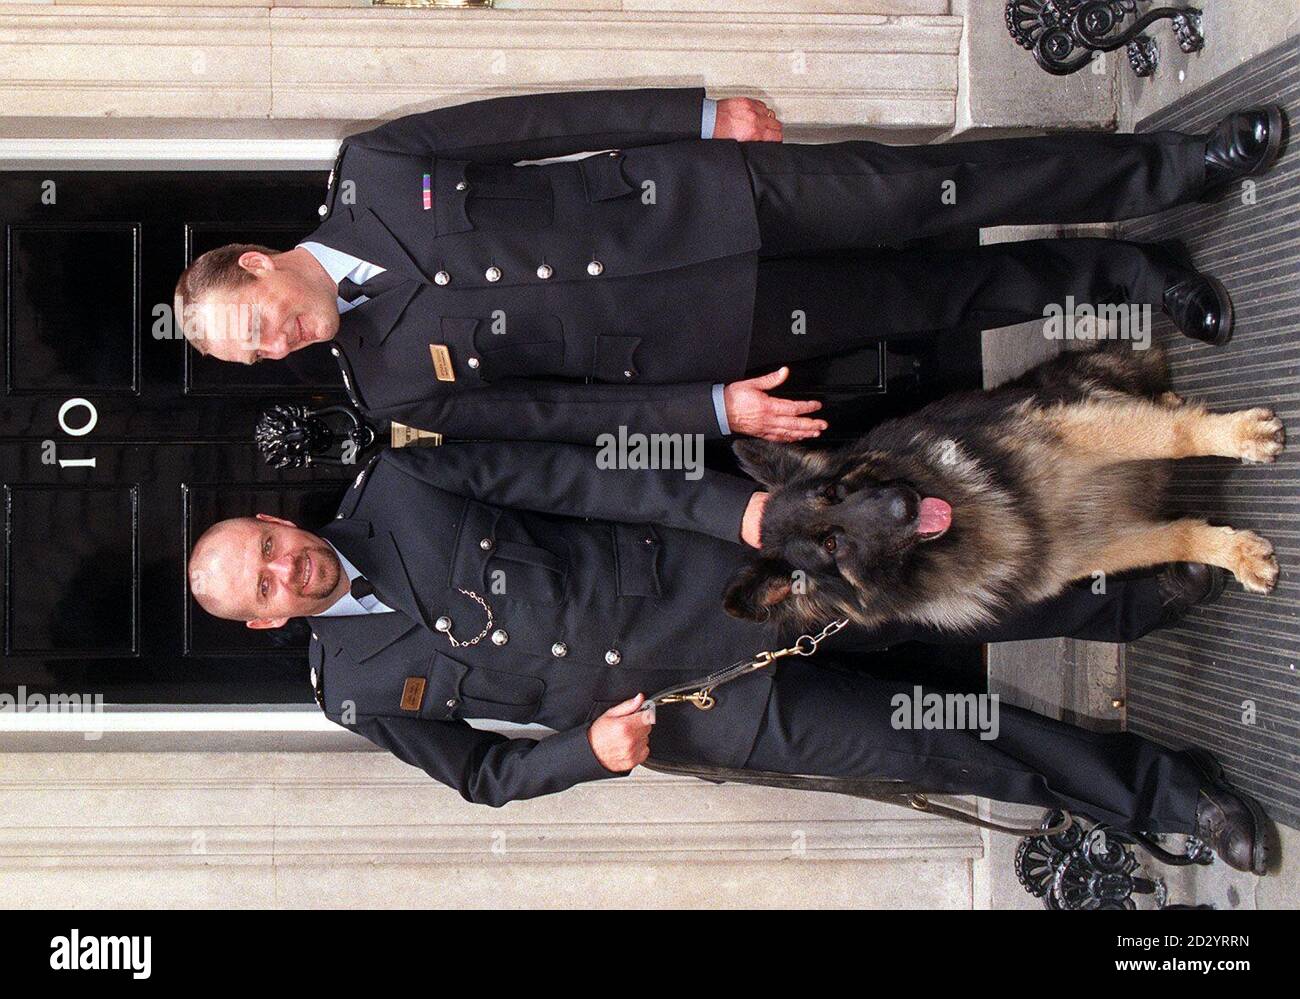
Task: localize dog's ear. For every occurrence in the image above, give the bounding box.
[732,439,820,490]
[723,558,795,622]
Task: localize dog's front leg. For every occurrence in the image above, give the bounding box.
[1088,520,1279,594]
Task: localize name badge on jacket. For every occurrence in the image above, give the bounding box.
[400,677,427,712]
[429,344,455,382]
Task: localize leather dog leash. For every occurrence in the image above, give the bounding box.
[641,617,850,712]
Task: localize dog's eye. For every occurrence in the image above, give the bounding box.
[821,534,838,553]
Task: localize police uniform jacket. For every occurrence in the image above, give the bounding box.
[308,443,777,806]
[305,87,761,443]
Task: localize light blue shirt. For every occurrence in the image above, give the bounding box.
[701,98,718,140]
[298,241,387,314]
[315,542,396,617]
[303,97,730,435]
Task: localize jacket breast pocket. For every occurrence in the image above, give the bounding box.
[612,523,663,598]
[464,313,566,381]
[451,501,570,607]
[486,540,568,606]
[417,653,544,725]
[437,159,555,233]
[580,151,637,202]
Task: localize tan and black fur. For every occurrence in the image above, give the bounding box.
[725,343,1284,635]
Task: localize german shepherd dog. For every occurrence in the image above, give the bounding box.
[724,343,1284,635]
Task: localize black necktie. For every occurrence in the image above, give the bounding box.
[350,576,375,601]
[336,276,365,304]
[337,270,403,305]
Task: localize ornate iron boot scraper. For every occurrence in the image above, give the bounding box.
[1006,1,1205,77]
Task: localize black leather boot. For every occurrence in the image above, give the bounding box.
[1158,240,1234,346]
[1155,562,1225,627]
[1204,106,1288,194]
[1185,748,1270,876]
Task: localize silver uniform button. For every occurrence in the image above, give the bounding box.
[434,270,450,286]
[467,356,480,370]
[587,260,604,277]
[604,649,621,666]
[455,180,468,192]
[536,264,553,280]
[318,204,328,218]
[435,616,452,633]
[446,698,458,709]
[479,537,494,551]
[485,266,502,283]
[623,370,634,379]
[551,642,568,658]
[490,629,509,646]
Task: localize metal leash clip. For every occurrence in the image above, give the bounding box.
[644,618,849,712]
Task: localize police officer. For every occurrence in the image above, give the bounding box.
[187,443,1268,873]
[173,90,1286,444]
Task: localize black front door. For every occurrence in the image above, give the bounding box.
[1,169,982,706]
[0,169,352,704]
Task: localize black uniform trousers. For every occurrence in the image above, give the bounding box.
[741,659,1203,835]
[647,565,1202,834]
[742,128,1209,368]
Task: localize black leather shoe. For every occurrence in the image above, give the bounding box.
[1156,241,1235,346]
[1185,747,1271,875]
[1204,106,1288,194]
[1155,561,1225,627]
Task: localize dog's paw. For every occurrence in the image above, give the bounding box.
[1230,408,1286,463]
[1227,530,1279,594]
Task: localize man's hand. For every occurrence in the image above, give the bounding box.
[725,367,827,442]
[741,492,768,548]
[714,98,783,142]
[588,693,655,772]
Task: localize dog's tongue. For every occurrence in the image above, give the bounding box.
[918,497,952,536]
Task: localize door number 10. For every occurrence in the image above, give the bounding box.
[43,398,99,469]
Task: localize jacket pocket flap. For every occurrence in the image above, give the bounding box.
[580,151,636,201]
[435,158,474,234]
[418,652,469,720]
[613,523,663,598]
[437,317,486,383]
[449,500,502,589]
[592,334,641,381]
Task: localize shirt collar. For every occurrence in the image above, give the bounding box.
[298,241,365,286]
[314,541,392,617]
